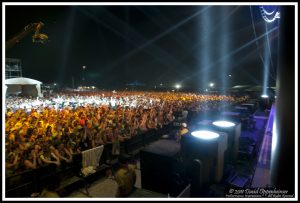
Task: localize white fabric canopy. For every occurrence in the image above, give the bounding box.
[5,77,43,97]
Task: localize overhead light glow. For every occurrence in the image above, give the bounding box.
[191,130,220,140]
[209,82,214,87]
[261,94,269,98]
[175,84,181,89]
[213,121,235,128]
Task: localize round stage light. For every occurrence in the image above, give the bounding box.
[261,94,269,98]
[212,121,236,128]
[175,84,181,89]
[191,130,220,140]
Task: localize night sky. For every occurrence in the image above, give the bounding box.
[5,4,282,89]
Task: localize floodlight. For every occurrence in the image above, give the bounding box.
[213,121,236,128]
[191,130,219,140]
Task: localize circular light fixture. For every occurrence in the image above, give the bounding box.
[213,121,236,128]
[261,94,269,98]
[191,130,220,140]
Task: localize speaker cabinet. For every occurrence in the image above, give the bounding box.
[140,140,187,197]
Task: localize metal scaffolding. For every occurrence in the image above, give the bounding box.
[5,58,22,79]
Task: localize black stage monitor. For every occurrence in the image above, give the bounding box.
[140,139,187,197]
[181,130,227,187]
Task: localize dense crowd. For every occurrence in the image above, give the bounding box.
[5,91,249,175]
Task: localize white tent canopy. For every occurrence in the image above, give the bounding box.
[5,77,43,97]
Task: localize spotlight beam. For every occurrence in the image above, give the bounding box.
[77,7,192,78]
[99,7,192,77]
[250,6,273,95]
[223,20,265,42]
[148,6,239,66]
[262,39,269,96]
[219,6,231,95]
[150,7,194,47]
[200,31,279,86]
[178,6,240,63]
[99,7,195,77]
[136,7,193,51]
[250,6,277,83]
[265,22,276,79]
[94,6,211,73]
[77,8,169,66]
[57,8,76,86]
[199,7,211,90]
[181,26,279,83]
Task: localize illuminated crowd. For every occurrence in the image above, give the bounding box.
[5,91,249,175]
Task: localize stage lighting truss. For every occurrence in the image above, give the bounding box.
[260,6,280,23]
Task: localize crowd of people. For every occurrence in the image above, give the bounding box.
[5,91,249,176]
